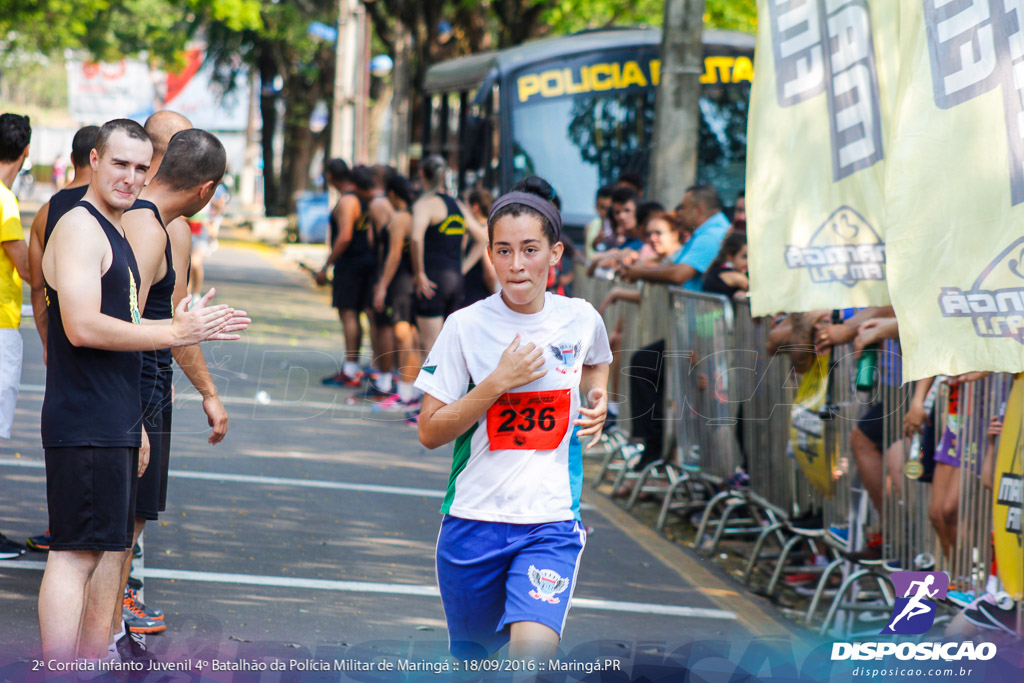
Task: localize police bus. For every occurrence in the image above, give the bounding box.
[421,27,754,239]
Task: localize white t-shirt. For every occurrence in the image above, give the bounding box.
[415,292,613,524]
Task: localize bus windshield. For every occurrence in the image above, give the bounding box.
[508,54,750,225]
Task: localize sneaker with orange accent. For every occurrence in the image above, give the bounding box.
[123,590,166,633]
[125,587,163,619]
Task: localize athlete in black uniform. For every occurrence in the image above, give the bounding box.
[373,173,419,408]
[410,155,487,356]
[119,129,231,649]
[319,160,377,386]
[37,119,248,665]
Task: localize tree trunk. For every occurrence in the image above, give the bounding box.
[648,0,705,209]
[258,48,283,216]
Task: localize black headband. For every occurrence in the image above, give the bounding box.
[488,191,562,239]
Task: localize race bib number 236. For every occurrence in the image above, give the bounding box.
[486,389,571,450]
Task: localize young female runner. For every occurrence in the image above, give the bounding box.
[415,176,612,662]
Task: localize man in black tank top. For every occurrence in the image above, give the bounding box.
[119,128,230,642]
[37,119,250,665]
[409,156,488,359]
[28,125,99,355]
[318,162,390,386]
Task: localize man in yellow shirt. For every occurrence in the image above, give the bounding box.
[0,113,32,560]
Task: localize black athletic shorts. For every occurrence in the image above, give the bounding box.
[332,259,377,311]
[415,269,464,319]
[137,368,174,520]
[46,446,139,551]
[374,270,415,327]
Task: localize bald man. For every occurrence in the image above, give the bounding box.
[143,110,192,183]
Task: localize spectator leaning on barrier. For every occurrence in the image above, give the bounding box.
[618,184,729,289]
[701,232,748,300]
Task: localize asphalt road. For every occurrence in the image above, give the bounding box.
[0,241,805,681]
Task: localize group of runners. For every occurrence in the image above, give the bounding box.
[0,112,250,668]
[316,155,495,421]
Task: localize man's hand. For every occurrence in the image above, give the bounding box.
[416,272,437,299]
[814,321,856,354]
[139,426,151,477]
[372,283,387,313]
[315,266,329,286]
[172,288,251,345]
[576,387,608,448]
[203,394,229,445]
[617,262,638,282]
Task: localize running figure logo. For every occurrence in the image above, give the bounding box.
[881,571,949,635]
[527,566,569,604]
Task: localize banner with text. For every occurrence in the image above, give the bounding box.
[747,0,899,316]
[885,0,1024,381]
[67,48,249,131]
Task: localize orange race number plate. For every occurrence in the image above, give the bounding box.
[486,389,572,450]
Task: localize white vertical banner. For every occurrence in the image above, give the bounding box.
[747,0,899,316]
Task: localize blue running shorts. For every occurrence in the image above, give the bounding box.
[435,516,586,659]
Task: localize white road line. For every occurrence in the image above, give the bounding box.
[16,384,368,414]
[0,460,593,510]
[0,458,443,499]
[0,561,735,620]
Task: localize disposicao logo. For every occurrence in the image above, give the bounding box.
[881,571,948,635]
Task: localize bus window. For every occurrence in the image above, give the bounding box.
[507,50,750,226]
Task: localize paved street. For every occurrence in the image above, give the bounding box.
[0,240,805,680]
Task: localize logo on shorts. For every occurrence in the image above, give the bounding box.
[939,238,1024,343]
[549,341,582,375]
[880,571,949,635]
[784,206,885,287]
[528,565,570,604]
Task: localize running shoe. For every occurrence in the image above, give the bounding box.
[976,600,1020,636]
[124,594,166,634]
[826,524,849,545]
[783,572,819,586]
[404,410,420,427]
[360,383,394,400]
[947,590,978,608]
[133,542,142,558]
[125,587,163,620]
[0,533,26,560]
[127,573,143,591]
[25,530,50,552]
[321,370,363,387]
[117,625,159,664]
[372,393,422,412]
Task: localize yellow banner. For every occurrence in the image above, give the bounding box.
[885,1,1024,381]
[747,0,898,316]
[993,374,1023,599]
